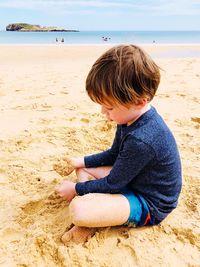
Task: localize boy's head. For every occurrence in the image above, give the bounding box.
[86,44,160,107]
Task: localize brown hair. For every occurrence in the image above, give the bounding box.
[86,44,160,106]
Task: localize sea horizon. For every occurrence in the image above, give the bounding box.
[1,30,200,45]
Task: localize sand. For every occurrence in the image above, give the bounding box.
[0,44,199,267]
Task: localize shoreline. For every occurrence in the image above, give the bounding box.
[1,43,200,59]
[0,42,200,46]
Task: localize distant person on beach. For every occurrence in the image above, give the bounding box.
[102,37,111,42]
[56,45,182,244]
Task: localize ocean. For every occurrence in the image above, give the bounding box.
[1,30,200,45]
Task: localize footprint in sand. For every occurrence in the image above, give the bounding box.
[60,90,69,95]
[0,227,22,242]
[191,117,200,124]
[192,97,200,103]
[80,118,90,123]
[20,192,65,217]
[20,199,44,215]
[172,227,199,247]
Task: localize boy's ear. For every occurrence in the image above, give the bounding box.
[136,98,148,108]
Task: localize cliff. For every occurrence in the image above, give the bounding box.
[6,23,79,32]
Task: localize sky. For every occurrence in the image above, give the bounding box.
[0,0,200,31]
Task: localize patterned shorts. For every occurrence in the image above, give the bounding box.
[121,188,151,227]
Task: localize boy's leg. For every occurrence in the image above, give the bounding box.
[62,166,113,244]
[62,193,130,244]
[71,193,130,227]
[76,166,112,182]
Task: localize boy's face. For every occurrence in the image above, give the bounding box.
[101,100,148,125]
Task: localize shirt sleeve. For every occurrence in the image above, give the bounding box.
[84,125,121,168]
[76,135,156,195]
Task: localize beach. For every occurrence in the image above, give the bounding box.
[0,44,199,266]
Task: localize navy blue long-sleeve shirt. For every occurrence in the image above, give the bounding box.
[75,106,182,223]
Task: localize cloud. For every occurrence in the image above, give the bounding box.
[148,0,200,15]
[0,0,199,15]
[0,0,136,9]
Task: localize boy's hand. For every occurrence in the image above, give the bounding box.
[55,181,77,203]
[53,157,85,177]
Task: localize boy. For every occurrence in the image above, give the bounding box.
[56,45,182,244]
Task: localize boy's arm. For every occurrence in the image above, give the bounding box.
[71,157,85,168]
[75,137,155,195]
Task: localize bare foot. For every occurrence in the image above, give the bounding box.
[61,226,96,245]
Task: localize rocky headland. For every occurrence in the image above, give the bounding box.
[6,23,79,32]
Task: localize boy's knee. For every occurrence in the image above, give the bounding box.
[69,196,87,226]
[75,167,89,177]
[75,168,84,176]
